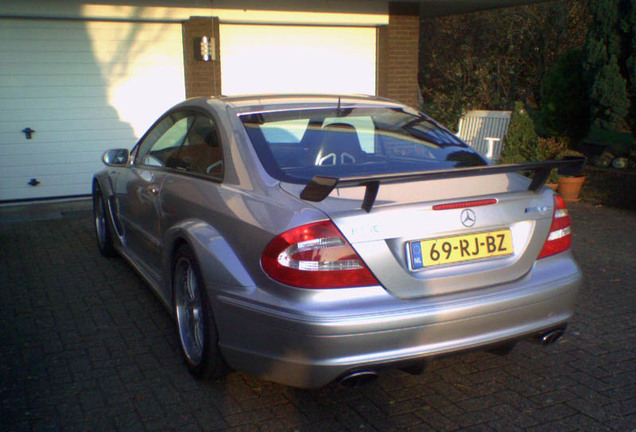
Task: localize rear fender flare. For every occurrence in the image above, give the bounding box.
[163,220,256,306]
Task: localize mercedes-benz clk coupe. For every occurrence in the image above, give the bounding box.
[93,95,583,388]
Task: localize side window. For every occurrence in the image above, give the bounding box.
[136,112,191,168]
[176,114,223,179]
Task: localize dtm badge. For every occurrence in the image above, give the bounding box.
[460,209,476,227]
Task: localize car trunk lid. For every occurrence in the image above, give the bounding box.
[281,172,556,299]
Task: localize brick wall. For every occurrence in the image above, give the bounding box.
[182,17,222,98]
[183,6,421,106]
[377,2,421,109]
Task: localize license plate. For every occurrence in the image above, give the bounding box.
[409,229,513,269]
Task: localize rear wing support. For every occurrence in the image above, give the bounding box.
[300,157,586,213]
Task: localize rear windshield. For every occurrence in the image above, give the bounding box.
[240,107,486,183]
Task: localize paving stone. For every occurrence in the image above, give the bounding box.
[1,202,635,432]
[416,407,461,431]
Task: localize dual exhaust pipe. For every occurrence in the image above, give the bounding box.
[339,361,426,387]
[339,326,566,387]
[339,370,379,387]
[535,326,566,346]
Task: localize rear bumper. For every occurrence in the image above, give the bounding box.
[214,253,582,388]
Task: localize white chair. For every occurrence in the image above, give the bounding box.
[457,111,511,161]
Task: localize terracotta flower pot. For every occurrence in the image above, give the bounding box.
[546,183,558,191]
[557,176,585,203]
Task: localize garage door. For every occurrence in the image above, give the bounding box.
[0,19,185,201]
[220,24,376,96]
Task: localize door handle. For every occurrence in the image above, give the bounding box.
[145,185,159,195]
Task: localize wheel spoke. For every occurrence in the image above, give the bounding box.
[95,196,105,244]
[175,256,204,365]
[186,265,197,302]
[193,309,204,352]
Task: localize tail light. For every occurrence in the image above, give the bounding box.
[537,195,572,259]
[261,220,379,288]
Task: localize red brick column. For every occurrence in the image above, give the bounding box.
[182,16,222,98]
[377,2,420,108]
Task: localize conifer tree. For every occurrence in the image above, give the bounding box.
[541,49,590,139]
[585,0,631,129]
[623,0,636,131]
[591,56,631,129]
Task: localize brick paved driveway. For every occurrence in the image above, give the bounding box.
[1,202,634,432]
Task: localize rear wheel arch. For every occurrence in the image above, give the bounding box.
[168,237,189,292]
[167,234,227,311]
[170,237,189,269]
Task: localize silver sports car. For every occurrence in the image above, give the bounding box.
[92,94,583,388]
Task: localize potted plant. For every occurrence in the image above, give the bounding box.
[535,137,569,189]
[556,149,586,202]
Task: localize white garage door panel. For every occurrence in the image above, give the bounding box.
[0,128,134,146]
[1,72,180,89]
[2,63,121,76]
[3,151,106,169]
[2,177,99,201]
[2,74,122,88]
[0,19,185,201]
[1,83,179,100]
[2,171,98,191]
[3,154,104,177]
[4,40,183,56]
[2,119,136,133]
[220,25,376,95]
[0,139,132,156]
[4,97,123,110]
[1,107,123,123]
[1,53,182,68]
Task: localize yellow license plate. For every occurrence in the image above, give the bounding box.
[409,229,513,269]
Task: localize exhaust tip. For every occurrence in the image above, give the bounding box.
[339,370,378,388]
[536,327,566,346]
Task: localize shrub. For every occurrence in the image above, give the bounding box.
[501,102,570,182]
[500,101,539,164]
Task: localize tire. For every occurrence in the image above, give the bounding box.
[173,244,227,380]
[93,184,116,257]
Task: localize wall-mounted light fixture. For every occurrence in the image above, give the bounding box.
[194,36,215,62]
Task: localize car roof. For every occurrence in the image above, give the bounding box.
[208,94,408,115]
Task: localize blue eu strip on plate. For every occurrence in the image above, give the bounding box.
[411,241,423,269]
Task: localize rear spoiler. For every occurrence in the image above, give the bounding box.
[300,157,586,213]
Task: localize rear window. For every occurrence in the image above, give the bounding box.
[240,107,486,183]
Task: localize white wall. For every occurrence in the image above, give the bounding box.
[220,24,377,96]
[0,0,389,25]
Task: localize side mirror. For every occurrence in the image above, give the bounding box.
[557,156,586,177]
[102,149,130,166]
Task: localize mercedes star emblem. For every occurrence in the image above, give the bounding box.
[460,209,476,227]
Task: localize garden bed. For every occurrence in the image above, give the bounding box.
[579,166,636,211]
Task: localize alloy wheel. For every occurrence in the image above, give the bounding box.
[174,257,205,365]
[94,193,107,248]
